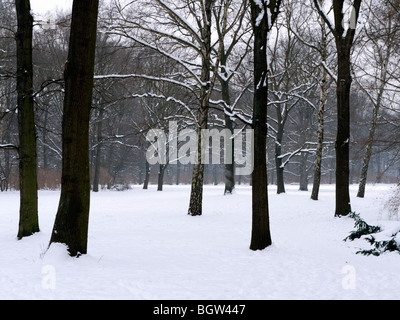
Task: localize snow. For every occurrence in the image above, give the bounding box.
[1,184,400,300]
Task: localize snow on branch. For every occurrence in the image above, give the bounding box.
[313,0,335,34]
[94,73,199,97]
[130,92,199,126]
[105,30,203,85]
[321,61,337,83]
[155,0,203,46]
[278,144,318,169]
[0,144,18,150]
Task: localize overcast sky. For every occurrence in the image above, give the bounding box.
[30,0,73,15]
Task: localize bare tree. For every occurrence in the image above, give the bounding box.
[108,0,222,215]
[15,0,39,239]
[249,0,282,251]
[212,0,251,195]
[355,0,400,197]
[49,0,99,257]
[314,0,363,216]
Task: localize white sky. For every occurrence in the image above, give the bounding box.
[30,0,73,15]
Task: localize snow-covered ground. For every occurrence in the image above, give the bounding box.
[1,183,399,300]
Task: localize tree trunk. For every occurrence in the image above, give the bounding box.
[220,59,234,195]
[188,0,213,216]
[357,43,389,197]
[357,97,380,198]
[92,108,103,192]
[311,16,327,201]
[157,164,166,191]
[175,160,180,185]
[249,0,281,250]
[335,49,352,216]
[314,0,362,216]
[275,128,285,194]
[299,153,309,191]
[49,0,99,257]
[143,161,150,189]
[15,0,39,239]
[213,165,218,186]
[223,107,234,194]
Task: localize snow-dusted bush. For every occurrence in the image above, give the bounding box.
[381,184,400,221]
[345,212,400,256]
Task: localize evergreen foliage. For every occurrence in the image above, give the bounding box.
[345,212,400,256]
[344,212,381,241]
[360,234,400,256]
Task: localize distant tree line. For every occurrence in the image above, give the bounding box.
[0,0,399,255]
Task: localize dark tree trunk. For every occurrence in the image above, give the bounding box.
[333,0,362,216]
[49,0,99,257]
[249,0,281,250]
[315,0,362,216]
[335,51,352,216]
[15,0,39,239]
[143,161,150,189]
[223,116,235,195]
[157,164,166,191]
[220,61,234,195]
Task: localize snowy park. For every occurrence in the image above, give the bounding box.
[1,0,400,303]
[1,183,399,300]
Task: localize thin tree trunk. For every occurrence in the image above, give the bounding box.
[311,87,326,199]
[311,16,328,201]
[223,93,235,194]
[299,153,309,191]
[143,161,150,189]
[176,160,180,185]
[357,97,381,198]
[157,164,166,191]
[220,61,234,195]
[357,40,390,197]
[188,0,213,216]
[49,0,99,256]
[275,128,285,194]
[15,0,39,239]
[42,108,49,170]
[92,108,103,192]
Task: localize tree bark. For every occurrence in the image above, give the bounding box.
[299,153,309,191]
[157,164,166,191]
[357,90,382,198]
[315,0,362,216]
[143,161,150,189]
[311,15,328,201]
[49,0,99,256]
[249,0,281,250]
[275,127,285,194]
[335,47,352,216]
[92,108,104,192]
[222,78,235,195]
[188,0,213,216]
[15,0,39,239]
